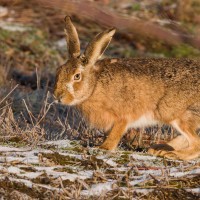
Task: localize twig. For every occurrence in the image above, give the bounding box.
[0,84,19,106]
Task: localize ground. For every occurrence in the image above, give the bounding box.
[0,140,199,199]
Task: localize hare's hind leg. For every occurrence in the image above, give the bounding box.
[148,135,188,154]
[149,110,200,160]
[99,120,127,150]
[165,135,188,150]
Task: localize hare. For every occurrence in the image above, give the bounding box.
[54,16,200,160]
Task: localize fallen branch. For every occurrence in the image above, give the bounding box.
[36,0,200,49]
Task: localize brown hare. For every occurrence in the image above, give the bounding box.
[54,16,200,161]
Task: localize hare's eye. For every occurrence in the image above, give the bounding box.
[74,73,81,81]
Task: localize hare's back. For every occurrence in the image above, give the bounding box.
[97,58,200,85]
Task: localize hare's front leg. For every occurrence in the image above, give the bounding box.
[100,120,127,150]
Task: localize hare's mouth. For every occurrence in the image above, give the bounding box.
[54,91,88,106]
[60,96,87,106]
[67,99,83,106]
[55,94,82,106]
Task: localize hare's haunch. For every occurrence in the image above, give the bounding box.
[54,16,200,160]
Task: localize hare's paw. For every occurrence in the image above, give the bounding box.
[148,143,175,152]
[148,148,182,160]
[148,147,200,160]
[148,143,174,158]
[99,141,117,151]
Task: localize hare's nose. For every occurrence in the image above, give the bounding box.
[53,94,61,103]
[53,94,64,103]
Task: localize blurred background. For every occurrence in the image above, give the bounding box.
[0,0,200,149]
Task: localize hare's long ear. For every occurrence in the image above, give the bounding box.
[64,16,80,58]
[84,28,116,65]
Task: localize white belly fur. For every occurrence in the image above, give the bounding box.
[127,112,158,130]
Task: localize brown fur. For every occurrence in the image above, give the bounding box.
[54,17,200,160]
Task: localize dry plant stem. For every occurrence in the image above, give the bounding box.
[22,99,35,126]
[0,84,19,106]
[36,0,200,49]
[36,66,40,90]
[35,95,55,126]
[0,102,13,111]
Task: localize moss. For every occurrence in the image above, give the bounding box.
[81,155,110,170]
[6,136,22,143]
[115,153,130,164]
[0,140,27,148]
[61,142,84,153]
[54,166,78,173]
[0,179,51,199]
[42,152,79,165]
[131,3,141,11]
[63,145,83,153]
[61,179,75,187]
[144,188,199,200]
[20,166,37,172]
[170,44,200,58]
[32,173,51,185]
[168,175,200,188]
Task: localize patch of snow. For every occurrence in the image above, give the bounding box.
[0,146,29,152]
[35,166,92,181]
[133,188,154,195]
[19,172,43,179]
[0,21,31,32]
[78,170,93,178]
[81,181,115,196]
[60,152,83,160]
[10,177,33,188]
[35,166,59,172]
[35,166,58,171]
[7,166,21,174]
[131,153,158,161]
[42,139,73,148]
[2,156,24,163]
[114,166,128,172]
[9,177,60,191]
[185,188,200,194]
[170,168,200,177]
[138,169,162,176]
[104,159,118,167]
[96,155,118,167]
[55,171,92,181]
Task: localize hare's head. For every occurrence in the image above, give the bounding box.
[54,16,115,105]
